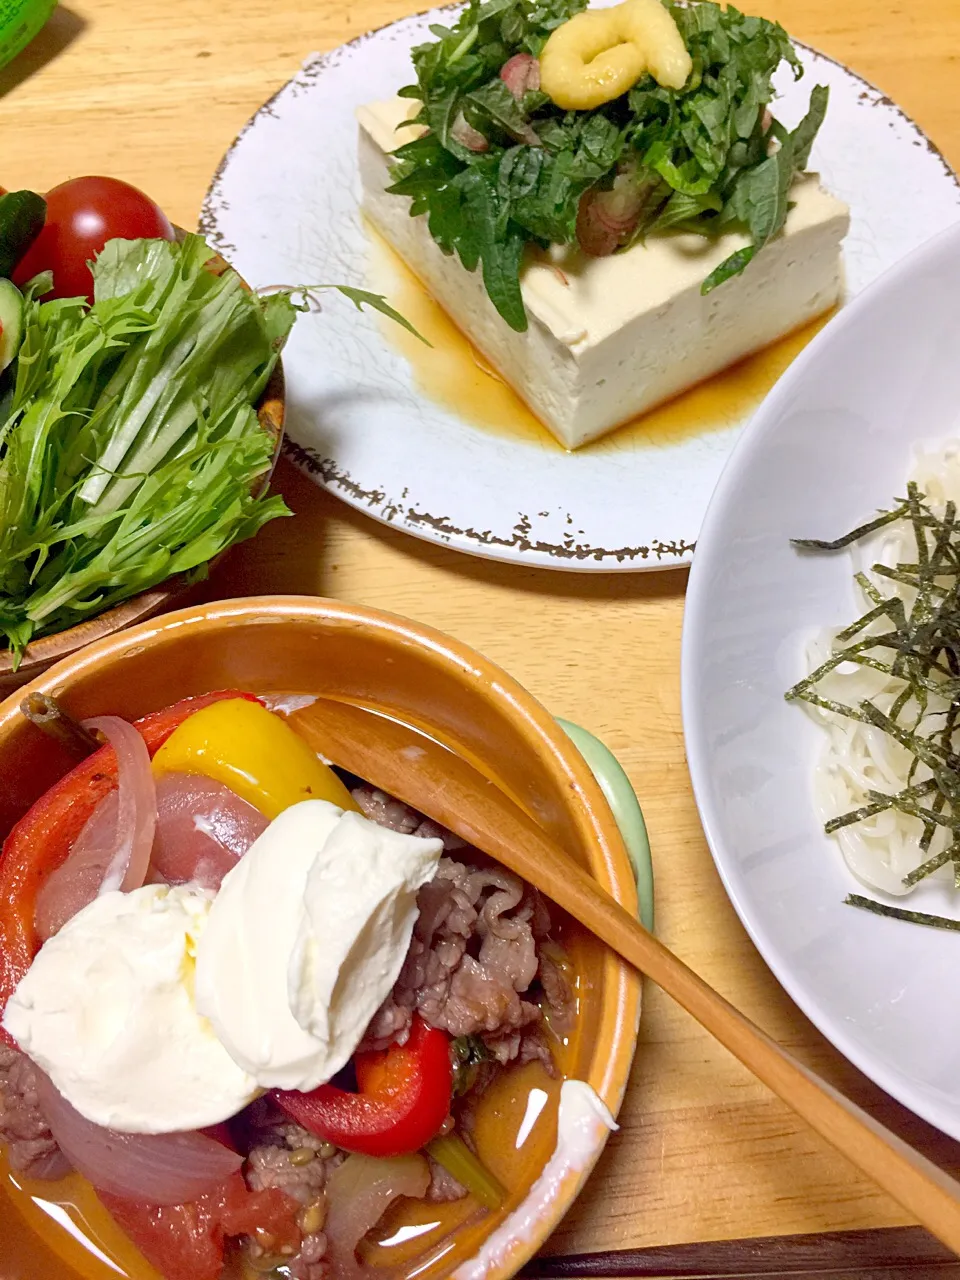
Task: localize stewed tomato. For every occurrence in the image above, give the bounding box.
[100,1174,300,1280]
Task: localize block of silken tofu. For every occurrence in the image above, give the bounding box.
[357,96,850,450]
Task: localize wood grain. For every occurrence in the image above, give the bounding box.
[3,0,960,1258]
[524,1226,960,1277]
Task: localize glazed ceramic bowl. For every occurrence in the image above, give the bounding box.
[0,247,286,697]
[0,594,644,1280]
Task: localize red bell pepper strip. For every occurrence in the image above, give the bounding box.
[0,689,260,1050]
[273,1017,453,1158]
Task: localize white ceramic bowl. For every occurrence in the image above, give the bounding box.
[682,220,960,1138]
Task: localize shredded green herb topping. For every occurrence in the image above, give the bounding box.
[388,0,828,330]
[787,481,960,903]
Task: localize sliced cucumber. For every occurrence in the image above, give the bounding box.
[0,278,25,374]
[0,190,46,279]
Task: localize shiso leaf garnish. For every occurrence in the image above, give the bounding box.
[786,481,960,912]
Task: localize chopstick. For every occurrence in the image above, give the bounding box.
[524,1226,960,1278]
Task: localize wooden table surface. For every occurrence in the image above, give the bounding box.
[4,0,960,1261]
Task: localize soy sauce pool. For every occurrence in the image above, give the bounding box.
[365,226,837,453]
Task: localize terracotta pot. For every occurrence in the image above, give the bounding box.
[0,595,641,1280]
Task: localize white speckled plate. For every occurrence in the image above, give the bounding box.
[201,6,960,571]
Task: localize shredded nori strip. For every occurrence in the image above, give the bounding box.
[845,893,960,932]
[823,778,937,834]
[787,482,960,906]
[791,501,911,551]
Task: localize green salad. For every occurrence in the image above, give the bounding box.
[0,235,295,660]
[388,0,828,331]
[0,229,409,663]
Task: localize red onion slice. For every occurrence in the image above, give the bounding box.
[576,179,645,256]
[576,161,668,257]
[325,1153,430,1279]
[83,716,157,896]
[500,53,540,99]
[451,111,489,153]
[34,792,121,941]
[152,774,268,890]
[35,1072,242,1205]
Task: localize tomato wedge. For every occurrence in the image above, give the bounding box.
[0,689,260,1050]
[273,1017,453,1158]
[99,1175,299,1280]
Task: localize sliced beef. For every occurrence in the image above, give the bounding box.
[290,1231,329,1280]
[240,1098,342,1279]
[353,787,466,851]
[246,1142,329,1205]
[354,785,572,1066]
[242,1098,343,1204]
[0,1043,69,1179]
[481,1028,544,1069]
[358,854,549,1052]
[426,1154,467,1203]
[518,1027,555,1069]
[538,949,576,1037]
[429,953,540,1039]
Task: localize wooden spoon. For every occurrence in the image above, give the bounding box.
[289,698,960,1254]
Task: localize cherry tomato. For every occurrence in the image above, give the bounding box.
[11,176,174,301]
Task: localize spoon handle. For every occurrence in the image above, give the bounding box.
[291,700,960,1254]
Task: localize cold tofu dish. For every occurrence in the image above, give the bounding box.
[358,0,850,449]
[0,692,592,1280]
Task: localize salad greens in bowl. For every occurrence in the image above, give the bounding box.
[0,178,404,690]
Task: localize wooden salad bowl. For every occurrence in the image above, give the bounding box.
[0,595,642,1280]
[0,245,286,697]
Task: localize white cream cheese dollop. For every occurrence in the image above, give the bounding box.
[195,799,442,1091]
[1,884,260,1134]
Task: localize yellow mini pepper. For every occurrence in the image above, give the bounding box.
[152,698,357,820]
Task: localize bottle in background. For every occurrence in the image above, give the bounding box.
[0,0,57,70]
